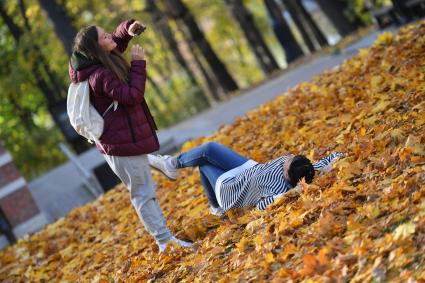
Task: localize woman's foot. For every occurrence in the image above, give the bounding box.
[158,236,193,253]
[147,154,179,180]
[210,206,225,217]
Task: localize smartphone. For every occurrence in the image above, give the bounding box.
[134,25,147,36]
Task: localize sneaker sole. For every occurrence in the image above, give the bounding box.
[150,166,178,180]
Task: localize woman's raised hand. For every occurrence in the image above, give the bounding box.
[131,44,144,61]
[128,21,146,36]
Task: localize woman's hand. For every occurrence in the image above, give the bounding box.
[128,21,146,36]
[131,44,144,61]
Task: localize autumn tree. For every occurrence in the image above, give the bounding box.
[145,0,219,104]
[315,0,362,37]
[176,26,225,102]
[263,0,304,63]
[161,0,239,94]
[0,0,68,178]
[280,0,314,52]
[1,22,425,281]
[283,0,328,51]
[0,0,292,179]
[224,0,280,74]
[293,0,328,47]
[36,0,77,55]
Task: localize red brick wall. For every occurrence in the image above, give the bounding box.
[0,187,39,227]
[0,163,20,188]
[0,143,40,228]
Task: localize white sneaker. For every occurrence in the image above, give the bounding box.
[147,154,179,180]
[210,206,225,217]
[158,236,193,253]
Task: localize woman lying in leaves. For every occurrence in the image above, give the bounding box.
[149,142,345,217]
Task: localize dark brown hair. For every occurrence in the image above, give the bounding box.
[73,25,130,82]
[287,155,315,187]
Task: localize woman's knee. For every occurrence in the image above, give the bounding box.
[203,141,221,154]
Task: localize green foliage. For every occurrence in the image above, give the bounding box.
[184,0,286,88]
[0,9,67,180]
[1,0,375,181]
[346,0,394,25]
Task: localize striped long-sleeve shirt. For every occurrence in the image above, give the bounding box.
[214,152,344,211]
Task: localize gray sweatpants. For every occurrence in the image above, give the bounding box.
[103,154,172,244]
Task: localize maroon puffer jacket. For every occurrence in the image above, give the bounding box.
[68,20,159,156]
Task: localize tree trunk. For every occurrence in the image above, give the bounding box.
[163,2,225,103]
[0,1,58,102]
[282,0,316,52]
[224,0,280,74]
[294,0,328,47]
[19,0,66,96]
[263,0,304,63]
[0,2,22,42]
[315,0,360,36]
[37,0,77,55]
[1,0,90,153]
[145,0,211,109]
[146,0,199,88]
[191,47,222,103]
[162,0,239,93]
[176,21,223,104]
[0,1,54,130]
[391,0,413,22]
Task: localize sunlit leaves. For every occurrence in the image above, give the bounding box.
[393,222,416,241]
[1,0,286,181]
[1,18,425,283]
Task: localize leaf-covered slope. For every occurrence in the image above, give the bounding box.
[1,22,425,282]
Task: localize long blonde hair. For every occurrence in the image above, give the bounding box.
[73,25,130,82]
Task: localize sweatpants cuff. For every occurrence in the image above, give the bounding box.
[156,232,173,245]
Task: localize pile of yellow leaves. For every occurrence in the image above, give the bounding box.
[1,21,425,282]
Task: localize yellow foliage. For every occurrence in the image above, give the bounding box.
[1,21,425,282]
[373,31,394,46]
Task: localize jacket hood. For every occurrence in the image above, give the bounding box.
[68,51,101,83]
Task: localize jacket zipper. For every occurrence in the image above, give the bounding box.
[125,108,136,143]
[141,100,159,148]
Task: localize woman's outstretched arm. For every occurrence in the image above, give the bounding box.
[112,19,135,53]
[256,152,346,210]
[313,152,346,173]
[256,196,275,210]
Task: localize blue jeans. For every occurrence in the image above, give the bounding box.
[176,142,249,208]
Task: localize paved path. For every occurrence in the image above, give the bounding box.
[28,26,397,227]
[157,27,397,147]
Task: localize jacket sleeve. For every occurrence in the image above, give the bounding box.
[112,19,135,53]
[256,196,276,210]
[313,152,346,173]
[96,60,147,105]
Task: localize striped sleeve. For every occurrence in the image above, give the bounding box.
[256,196,275,210]
[313,152,346,173]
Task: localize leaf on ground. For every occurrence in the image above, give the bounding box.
[2,19,425,283]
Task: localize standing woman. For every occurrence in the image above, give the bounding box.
[68,19,191,252]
